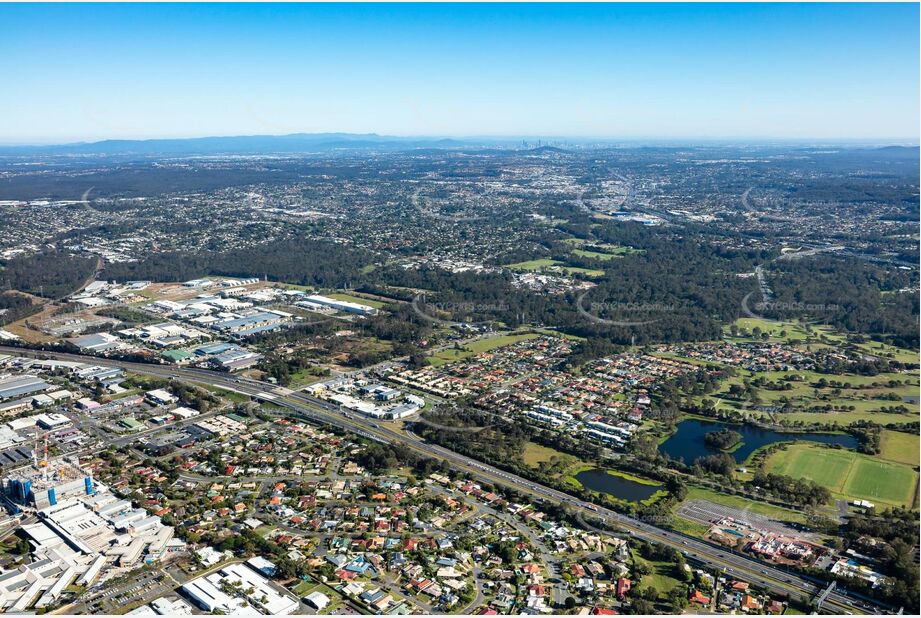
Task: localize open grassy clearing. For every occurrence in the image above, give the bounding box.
[667,516,712,538]
[725,317,814,342]
[729,317,806,340]
[276,282,314,292]
[570,243,637,261]
[292,580,315,596]
[758,369,917,388]
[132,287,159,299]
[852,340,918,365]
[504,258,605,278]
[764,443,918,508]
[572,248,622,260]
[553,265,606,278]
[324,292,388,309]
[529,327,587,341]
[103,387,142,402]
[521,441,579,468]
[466,333,538,353]
[427,332,538,366]
[879,429,920,466]
[205,386,253,403]
[632,552,683,595]
[504,258,561,271]
[763,410,917,426]
[287,367,330,388]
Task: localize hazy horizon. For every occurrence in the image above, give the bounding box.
[1,131,919,149]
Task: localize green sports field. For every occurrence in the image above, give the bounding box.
[765,444,918,508]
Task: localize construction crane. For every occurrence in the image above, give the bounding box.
[41,432,49,472]
[32,432,50,480]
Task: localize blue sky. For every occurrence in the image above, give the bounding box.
[1,3,918,143]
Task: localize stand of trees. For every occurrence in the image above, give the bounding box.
[0,249,97,299]
[258,352,329,387]
[703,428,743,450]
[0,292,40,326]
[352,441,453,479]
[847,423,881,455]
[692,453,736,477]
[768,255,919,350]
[103,237,371,290]
[750,470,831,507]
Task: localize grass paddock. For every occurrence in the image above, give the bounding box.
[765,443,918,507]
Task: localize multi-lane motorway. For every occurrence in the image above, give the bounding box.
[0,346,891,614]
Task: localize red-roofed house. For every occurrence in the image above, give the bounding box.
[690,590,711,605]
[336,569,357,581]
[616,577,631,599]
[741,595,761,611]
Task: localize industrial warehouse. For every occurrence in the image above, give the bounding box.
[180,559,299,615]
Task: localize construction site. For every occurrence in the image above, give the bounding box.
[2,434,93,511]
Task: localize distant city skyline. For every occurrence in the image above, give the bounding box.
[1,3,918,143]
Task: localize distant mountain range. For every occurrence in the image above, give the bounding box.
[0,133,915,157]
[0,133,520,156]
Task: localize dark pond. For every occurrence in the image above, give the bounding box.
[574,469,662,502]
[658,418,859,464]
